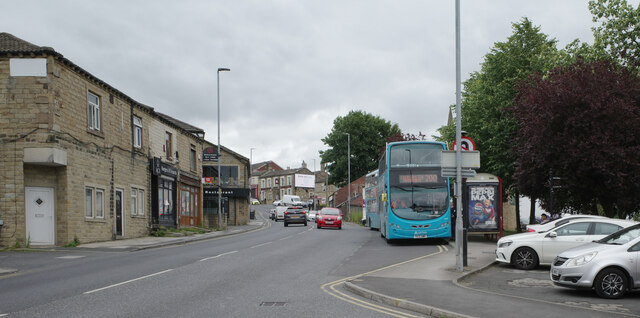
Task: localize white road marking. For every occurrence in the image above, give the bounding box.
[279,236,293,241]
[250,242,272,249]
[56,255,86,259]
[199,250,238,262]
[84,269,173,295]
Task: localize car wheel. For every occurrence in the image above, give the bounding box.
[284,222,288,227]
[338,225,342,230]
[512,247,538,270]
[304,222,308,226]
[595,268,628,299]
[317,224,321,229]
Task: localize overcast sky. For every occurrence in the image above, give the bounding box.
[3,1,629,171]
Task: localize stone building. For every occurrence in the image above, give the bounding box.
[0,33,205,247]
[202,141,250,228]
[258,162,314,204]
[250,161,282,202]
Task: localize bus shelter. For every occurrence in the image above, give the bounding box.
[462,173,502,238]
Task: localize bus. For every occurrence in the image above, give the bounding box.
[363,169,379,229]
[377,141,451,241]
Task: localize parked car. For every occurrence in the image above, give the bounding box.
[250,198,260,205]
[274,206,288,222]
[307,210,317,222]
[284,206,307,227]
[316,208,342,230]
[273,200,283,206]
[526,214,606,233]
[551,223,640,299]
[496,217,637,270]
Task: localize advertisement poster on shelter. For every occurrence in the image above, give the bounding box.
[467,184,498,231]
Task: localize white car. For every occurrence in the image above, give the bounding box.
[273,200,283,206]
[526,214,607,233]
[306,210,317,222]
[496,217,637,270]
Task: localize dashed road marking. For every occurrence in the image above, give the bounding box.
[199,250,238,262]
[84,269,173,294]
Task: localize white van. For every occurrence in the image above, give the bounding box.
[282,195,304,206]
[274,206,288,221]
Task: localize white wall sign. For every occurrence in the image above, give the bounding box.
[10,58,47,77]
[294,174,315,188]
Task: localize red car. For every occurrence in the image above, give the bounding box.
[316,208,343,230]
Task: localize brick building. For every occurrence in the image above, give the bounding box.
[250,161,282,201]
[0,33,207,247]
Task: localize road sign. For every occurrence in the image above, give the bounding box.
[441,168,477,178]
[451,136,476,151]
[441,150,480,169]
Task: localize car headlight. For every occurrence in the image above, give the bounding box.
[565,252,597,268]
[498,240,513,248]
[337,216,342,221]
[317,216,322,221]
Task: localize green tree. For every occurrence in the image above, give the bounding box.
[589,0,640,71]
[319,110,400,187]
[436,18,559,228]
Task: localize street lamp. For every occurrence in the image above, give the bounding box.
[250,147,256,199]
[344,133,351,221]
[217,67,230,228]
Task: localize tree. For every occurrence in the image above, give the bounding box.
[512,59,640,218]
[589,0,640,71]
[436,18,559,230]
[319,110,400,187]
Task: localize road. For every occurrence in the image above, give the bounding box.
[0,206,442,318]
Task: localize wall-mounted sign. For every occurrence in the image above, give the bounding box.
[204,187,250,198]
[203,147,219,162]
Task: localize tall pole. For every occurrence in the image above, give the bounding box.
[250,148,255,199]
[345,133,351,221]
[455,0,464,272]
[217,67,230,228]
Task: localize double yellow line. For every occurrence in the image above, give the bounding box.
[321,245,448,318]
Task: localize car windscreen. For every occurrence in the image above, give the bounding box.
[597,224,640,245]
[321,209,340,215]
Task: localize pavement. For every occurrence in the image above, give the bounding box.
[0,218,499,318]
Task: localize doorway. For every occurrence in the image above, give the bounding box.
[25,187,55,245]
[115,188,124,236]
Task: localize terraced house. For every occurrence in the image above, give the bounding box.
[0,33,207,247]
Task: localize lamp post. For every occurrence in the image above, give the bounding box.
[455,0,464,272]
[250,147,256,199]
[344,133,351,221]
[217,67,230,228]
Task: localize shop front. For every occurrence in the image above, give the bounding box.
[178,172,201,228]
[151,158,178,228]
[203,187,250,227]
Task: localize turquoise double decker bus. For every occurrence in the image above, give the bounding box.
[378,141,452,241]
[363,170,379,229]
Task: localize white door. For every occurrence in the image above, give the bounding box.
[25,187,55,245]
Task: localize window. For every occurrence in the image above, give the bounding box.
[261,179,265,189]
[165,132,173,159]
[556,222,590,236]
[280,177,285,187]
[131,188,145,216]
[267,178,272,188]
[87,91,101,131]
[593,222,621,235]
[133,116,142,148]
[287,188,292,195]
[190,145,196,171]
[203,166,238,185]
[287,176,292,186]
[85,186,105,218]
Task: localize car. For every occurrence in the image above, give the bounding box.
[306,210,317,222]
[526,214,607,233]
[496,217,637,270]
[250,198,260,205]
[282,195,304,207]
[274,206,288,222]
[269,209,275,220]
[316,208,343,230]
[273,200,283,206]
[551,223,640,299]
[283,206,307,227]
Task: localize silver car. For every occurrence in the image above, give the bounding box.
[550,223,640,299]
